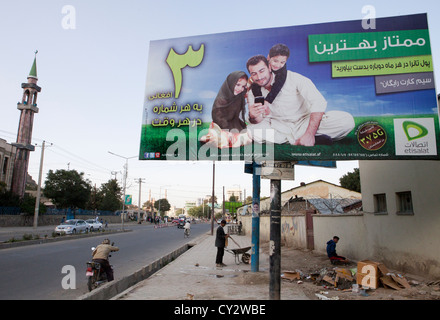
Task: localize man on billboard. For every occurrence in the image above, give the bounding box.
[246,46,355,147]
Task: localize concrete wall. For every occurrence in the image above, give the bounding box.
[0,214,124,227]
[355,160,440,279]
[312,214,368,260]
[239,214,307,248]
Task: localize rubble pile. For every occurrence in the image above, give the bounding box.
[282,259,416,296]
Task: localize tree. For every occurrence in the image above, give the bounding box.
[188,204,210,219]
[20,194,46,216]
[44,169,92,209]
[143,200,154,210]
[154,198,171,216]
[87,184,101,210]
[98,179,122,211]
[339,168,361,192]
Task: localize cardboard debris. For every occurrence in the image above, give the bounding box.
[322,275,336,286]
[380,275,402,290]
[281,271,301,282]
[357,260,383,289]
[335,268,354,281]
[356,260,412,291]
[380,273,411,290]
[390,274,411,289]
[282,260,412,293]
[377,263,389,275]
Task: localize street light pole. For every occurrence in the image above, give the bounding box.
[108,151,136,231]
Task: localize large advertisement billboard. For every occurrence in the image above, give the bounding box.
[139,14,439,161]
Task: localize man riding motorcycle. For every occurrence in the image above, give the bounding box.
[91,239,119,281]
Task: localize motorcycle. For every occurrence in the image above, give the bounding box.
[86,242,116,292]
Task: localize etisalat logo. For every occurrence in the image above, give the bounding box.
[394,118,437,156]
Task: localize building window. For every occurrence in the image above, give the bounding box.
[2,156,8,175]
[396,191,413,215]
[374,193,387,214]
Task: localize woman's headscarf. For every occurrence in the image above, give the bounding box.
[211,71,248,131]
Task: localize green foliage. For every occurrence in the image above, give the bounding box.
[89,179,122,211]
[22,234,33,241]
[339,168,361,192]
[0,190,20,207]
[0,188,45,215]
[188,204,211,219]
[20,194,46,215]
[43,169,92,209]
[154,198,171,216]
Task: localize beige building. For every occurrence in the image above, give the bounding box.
[313,95,440,278]
[310,161,440,279]
[238,179,361,215]
[0,139,16,191]
[226,188,243,202]
[238,180,362,250]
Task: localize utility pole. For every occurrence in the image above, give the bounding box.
[135,178,145,222]
[251,161,261,272]
[33,140,52,229]
[222,186,225,216]
[108,151,136,231]
[211,161,215,235]
[269,179,282,300]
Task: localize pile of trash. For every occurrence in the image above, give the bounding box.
[281,259,413,293]
[281,267,356,290]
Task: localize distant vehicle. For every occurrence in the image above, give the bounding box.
[55,219,89,235]
[177,219,185,229]
[85,219,103,232]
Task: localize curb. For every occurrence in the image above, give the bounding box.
[0,229,131,250]
[78,233,209,300]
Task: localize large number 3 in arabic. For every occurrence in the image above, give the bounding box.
[166,44,205,99]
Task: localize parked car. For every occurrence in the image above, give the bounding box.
[55,219,89,235]
[85,219,103,232]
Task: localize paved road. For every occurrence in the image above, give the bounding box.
[0,222,211,300]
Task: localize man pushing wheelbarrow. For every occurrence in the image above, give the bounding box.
[215,220,250,267]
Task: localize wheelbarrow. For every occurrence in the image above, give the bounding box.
[225,236,251,264]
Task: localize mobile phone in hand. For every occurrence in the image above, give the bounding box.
[254,96,265,104]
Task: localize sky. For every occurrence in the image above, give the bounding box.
[0,1,439,209]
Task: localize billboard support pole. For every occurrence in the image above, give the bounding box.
[211,161,215,235]
[251,161,261,272]
[269,179,281,300]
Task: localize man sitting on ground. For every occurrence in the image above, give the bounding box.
[326,236,349,264]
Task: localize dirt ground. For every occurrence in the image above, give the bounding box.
[257,242,440,300]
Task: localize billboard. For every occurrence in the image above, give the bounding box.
[139,14,439,161]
